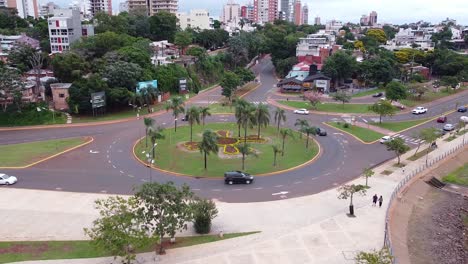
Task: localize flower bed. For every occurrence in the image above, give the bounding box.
[223,145,239,155]
[217,137,238,145]
[183,142,199,151]
[216,130,230,137]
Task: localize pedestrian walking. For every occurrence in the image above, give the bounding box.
[372,194,378,206]
[379,195,383,208]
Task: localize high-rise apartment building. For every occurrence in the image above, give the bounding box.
[302,4,308,25]
[360,14,369,26]
[223,1,240,24]
[177,9,211,30]
[4,0,39,18]
[280,0,291,21]
[293,0,301,25]
[369,11,377,26]
[314,16,320,25]
[39,1,58,18]
[128,0,177,16]
[119,1,129,13]
[88,0,112,16]
[253,0,277,23]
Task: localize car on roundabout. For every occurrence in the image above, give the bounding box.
[443,124,455,131]
[0,173,18,185]
[372,92,383,97]
[294,108,309,115]
[316,127,327,136]
[379,136,393,144]
[412,106,428,114]
[458,106,467,112]
[224,171,254,185]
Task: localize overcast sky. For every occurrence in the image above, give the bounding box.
[50,0,468,25]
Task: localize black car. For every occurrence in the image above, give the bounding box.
[181,115,188,121]
[458,106,467,112]
[316,127,327,136]
[372,92,383,97]
[224,171,254,185]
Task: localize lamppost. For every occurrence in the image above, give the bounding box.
[145,143,158,182]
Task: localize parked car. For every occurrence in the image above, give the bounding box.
[316,127,327,136]
[0,173,17,185]
[412,106,428,114]
[181,115,188,121]
[294,108,309,115]
[372,92,383,97]
[460,116,468,123]
[443,124,455,131]
[457,106,467,112]
[436,116,447,123]
[224,171,254,185]
[379,136,393,144]
[379,97,387,101]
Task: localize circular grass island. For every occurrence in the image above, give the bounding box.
[134,123,319,178]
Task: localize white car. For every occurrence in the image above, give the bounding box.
[443,124,455,131]
[412,106,428,114]
[380,136,393,144]
[0,173,18,185]
[294,108,309,115]
[460,116,468,123]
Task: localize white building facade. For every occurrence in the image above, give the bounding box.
[48,8,83,53]
[177,9,211,30]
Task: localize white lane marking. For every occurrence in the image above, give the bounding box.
[252,187,263,190]
[141,179,148,182]
[333,132,344,135]
[113,141,116,144]
[109,145,112,149]
[192,188,201,191]
[120,170,124,174]
[409,142,419,145]
[89,150,100,154]
[293,181,302,184]
[112,165,116,169]
[108,160,111,163]
[272,191,289,196]
[311,177,318,180]
[106,155,109,159]
[211,189,221,192]
[128,174,135,178]
[324,172,331,176]
[100,190,107,193]
[55,187,62,190]
[274,185,284,188]
[233,188,243,191]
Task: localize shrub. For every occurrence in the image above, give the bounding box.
[192,198,218,234]
[343,123,350,128]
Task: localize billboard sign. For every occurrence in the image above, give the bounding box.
[91,91,106,109]
[136,80,158,94]
[179,78,188,93]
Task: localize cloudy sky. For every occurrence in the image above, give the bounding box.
[50,0,468,25]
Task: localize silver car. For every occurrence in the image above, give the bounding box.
[0,173,18,185]
[443,124,455,131]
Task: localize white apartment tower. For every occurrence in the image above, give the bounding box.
[254,0,277,23]
[88,0,112,16]
[302,4,308,25]
[48,8,83,53]
[177,9,211,30]
[4,0,39,18]
[223,1,240,24]
[149,0,177,15]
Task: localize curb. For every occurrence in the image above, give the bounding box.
[322,122,381,145]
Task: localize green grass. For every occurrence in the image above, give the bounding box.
[371,118,429,132]
[0,106,67,127]
[135,123,319,177]
[400,87,467,107]
[442,163,468,186]
[407,148,434,161]
[0,137,87,167]
[326,122,384,143]
[381,170,393,175]
[278,101,374,114]
[351,88,384,98]
[208,103,235,114]
[0,232,258,264]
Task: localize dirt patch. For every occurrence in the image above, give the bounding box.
[177,142,199,152]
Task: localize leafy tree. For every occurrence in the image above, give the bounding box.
[368,101,396,123]
[139,86,158,113]
[237,143,257,170]
[362,167,374,187]
[227,36,249,68]
[84,196,152,264]
[337,184,369,216]
[416,127,440,165]
[303,91,322,109]
[385,137,410,165]
[331,91,352,108]
[143,117,154,147]
[165,96,185,132]
[322,51,358,87]
[103,61,144,90]
[199,106,211,126]
[174,30,193,55]
[0,66,22,112]
[148,126,165,158]
[67,75,109,114]
[302,126,317,149]
[294,119,309,139]
[117,43,152,68]
[272,145,282,166]
[382,25,397,40]
[410,83,430,100]
[51,52,88,82]
[440,75,459,91]
[255,104,270,139]
[149,11,178,42]
[385,81,407,102]
[234,99,249,137]
[212,20,221,29]
[186,46,206,58]
[355,247,394,264]
[275,57,298,78]
[366,28,387,44]
[198,130,219,170]
[274,107,286,131]
[192,198,218,234]
[279,128,294,156]
[239,103,257,144]
[7,43,38,73]
[234,67,255,84]
[134,182,194,254]
[220,71,240,104]
[186,106,201,142]
[73,31,135,59]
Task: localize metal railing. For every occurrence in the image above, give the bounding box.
[383,139,467,263]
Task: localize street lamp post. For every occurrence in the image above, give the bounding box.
[145,143,158,182]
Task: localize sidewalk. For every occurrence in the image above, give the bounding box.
[5,136,467,264]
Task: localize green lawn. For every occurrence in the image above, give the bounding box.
[0,232,258,264]
[278,101,374,114]
[327,122,384,143]
[0,107,67,127]
[208,103,235,114]
[135,123,319,177]
[351,88,384,98]
[371,118,430,132]
[0,137,87,167]
[401,87,467,107]
[407,147,434,161]
[442,163,468,186]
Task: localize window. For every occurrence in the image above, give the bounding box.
[51,29,57,35]
[59,93,65,98]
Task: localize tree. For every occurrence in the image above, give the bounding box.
[199,106,211,126]
[362,167,374,187]
[368,101,396,123]
[84,196,152,264]
[272,145,282,166]
[220,72,241,104]
[149,11,178,42]
[410,83,430,100]
[143,117,154,147]
[148,126,165,158]
[385,138,410,165]
[234,99,250,137]
[186,106,201,142]
[355,247,394,264]
[0,66,21,112]
[51,52,88,82]
[174,30,193,55]
[165,96,185,132]
[274,107,286,132]
[7,43,38,73]
[134,182,193,254]
[302,126,317,149]
[239,103,257,144]
[279,128,294,156]
[255,104,270,139]
[332,91,352,108]
[303,91,322,109]
[29,51,46,96]
[322,51,357,88]
[139,86,158,113]
[337,184,369,216]
[103,61,144,90]
[294,119,309,139]
[385,81,407,102]
[416,127,439,165]
[237,143,257,170]
[192,198,218,234]
[198,130,219,170]
[366,28,387,44]
[440,75,459,92]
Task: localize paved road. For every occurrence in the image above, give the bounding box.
[0,57,463,202]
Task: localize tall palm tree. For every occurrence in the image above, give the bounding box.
[274,107,286,132]
[237,143,257,170]
[279,128,294,156]
[199,106,211,126]
[234,99,249,137]
[198,130,219,170]
[272,145,282,166]
[143,117,154,147]
[294,119,309,139]
[165,96,185,132]
[141,87,158,113]
[302,126,317,149]
[240,103,257,144]
[129,92,143,108]
[186,106,201,142]
[255,104,270,139]
[148,126,165,158]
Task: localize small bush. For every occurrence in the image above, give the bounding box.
[343,123,350,128]
[336,121,341,126]
[192,198,218,234]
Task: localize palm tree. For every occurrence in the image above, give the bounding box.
[186,106,201,142]
[143,117,154,147]
[165,96,185,132]
[279,128,294,156]
[199,106,211,126]
[129,92,143,108]
[141,86,158,113]
[148,126,165,158]
[274,107,286,132]
[255,104,270,139]
[294,119,309,139]
[198,130,219,170]
[240,103,257,144]
[272,145,282,166]
[237,143,257,170]
[302,126,317,149]
[234,99,249,137]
